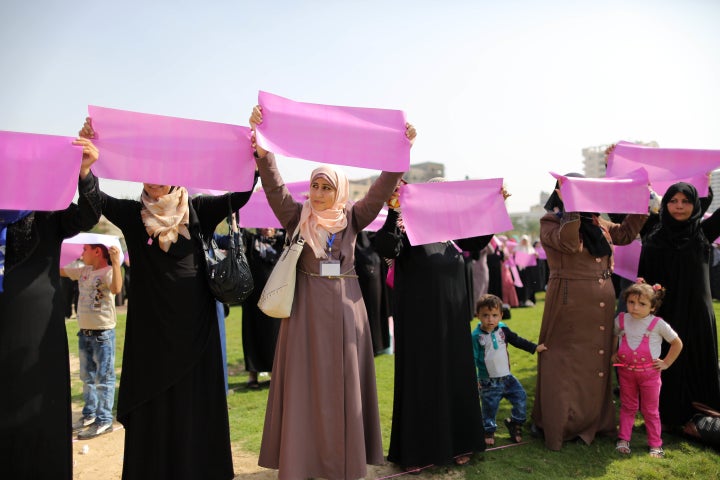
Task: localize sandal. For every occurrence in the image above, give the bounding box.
[246,380,260,390]
[504,418,523,443]
[649,447,665,458]
[615,440,631,454]
[485,432,495,446]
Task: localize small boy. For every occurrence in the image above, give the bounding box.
[472,294,547,446]
[61,244,122,439]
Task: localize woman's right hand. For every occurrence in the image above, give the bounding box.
[249,105,268,158]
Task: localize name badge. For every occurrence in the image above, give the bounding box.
[320,260,341,277]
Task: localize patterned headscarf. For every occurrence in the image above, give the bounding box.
[299,165,349,258]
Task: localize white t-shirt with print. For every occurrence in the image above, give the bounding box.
[613,313,678,359]
[64,265,117,330]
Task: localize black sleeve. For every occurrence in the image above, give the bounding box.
[59,172,102,238]
[702,207,720,244]
[503,326,538,354]
[195,172,259,238]
[373,209,403,258]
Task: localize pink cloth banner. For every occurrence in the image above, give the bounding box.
[239,181,310,229]
[398,178,513,246]
[88,106,256,191]
[514,251,537,268]
[255,91,410,172]
[60,232,124,267]
[551,168,649,214]
[607,141,720,197]
[613,239,642,282]
[0,131,81,210]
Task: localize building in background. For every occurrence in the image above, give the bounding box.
[348,162,445,201]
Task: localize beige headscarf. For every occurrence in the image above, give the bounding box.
[299,165,349,258]
[140,187,191,252]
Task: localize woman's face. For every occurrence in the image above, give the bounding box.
[309,176,336,211]
[143,184,172,200]
[667,191,693,222]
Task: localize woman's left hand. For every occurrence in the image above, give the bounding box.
[72,137,99,179]
[405,122,416,147]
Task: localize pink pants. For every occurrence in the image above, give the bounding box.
[617,367,662,448]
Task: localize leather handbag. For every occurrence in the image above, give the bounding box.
[202,197,254,305]
[257,225,304,318]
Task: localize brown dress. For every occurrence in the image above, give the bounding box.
[532,211,646,450]
[256,153,402,480]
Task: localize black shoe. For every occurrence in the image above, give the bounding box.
[78,422,113,439]
[529,422,544,439]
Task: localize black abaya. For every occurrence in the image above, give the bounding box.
[374,210,488,468]
[639,184,720,427]
[0,174,101,478]
[241,230,284,373]
[100,189,253,480]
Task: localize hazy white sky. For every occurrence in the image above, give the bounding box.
[2,0,719,212]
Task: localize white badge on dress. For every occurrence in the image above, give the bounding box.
[320,260,341,277]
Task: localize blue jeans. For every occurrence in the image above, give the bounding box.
[78,329,116,425]
[479,374,527,433]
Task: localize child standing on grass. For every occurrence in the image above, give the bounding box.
[613,281,683,458]
[472,294,547,446]
[61,244,123,439]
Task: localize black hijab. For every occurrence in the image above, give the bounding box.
[544,173,612,257]
[645,182,705,250]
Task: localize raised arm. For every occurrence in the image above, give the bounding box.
[59,137,102,237]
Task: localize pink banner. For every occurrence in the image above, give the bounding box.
[514,251,537,268]
[364,207,388,232]
[60,232,124,267]
[255,91,410,172]
[613,239,642,282]
[398,178,513,246]
[88,106,256,191]
[0,131,81,210]
[607,141,720,197]
[536,245,547,260]
[239,181,310,229]
[551,168,649,214]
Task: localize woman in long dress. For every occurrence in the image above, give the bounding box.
[373,182,492,472]
[638,182,720,429]
[531,179,646,450]
[79,120,256,479]
[0,138,101,478]
[250,105,415,480]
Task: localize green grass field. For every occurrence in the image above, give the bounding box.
[66,293,720,479]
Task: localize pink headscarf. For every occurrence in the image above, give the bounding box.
[299,165,349,258]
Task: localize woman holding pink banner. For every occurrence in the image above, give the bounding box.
[78,119,257,480]
[638,182,720,433]
[0,138,101,479]
[532,176,647,451]
[250,106,415,480]
[374,179,494,472]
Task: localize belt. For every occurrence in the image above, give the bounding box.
[299,267,359,279]
[79,329,108,336]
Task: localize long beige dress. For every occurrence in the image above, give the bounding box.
[532,211,646,450]
[256,153,402,480]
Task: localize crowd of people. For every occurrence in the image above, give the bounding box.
[2,106,720,480]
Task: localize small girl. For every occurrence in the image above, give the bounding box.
[612,281,683,458]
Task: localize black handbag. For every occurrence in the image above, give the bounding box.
[202,197,254,305]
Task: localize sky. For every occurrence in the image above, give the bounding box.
[1,0,719,213]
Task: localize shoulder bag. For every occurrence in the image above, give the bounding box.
[202,196,254,305]
[257,225,304,318]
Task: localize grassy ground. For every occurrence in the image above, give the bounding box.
[66,293,720,479]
